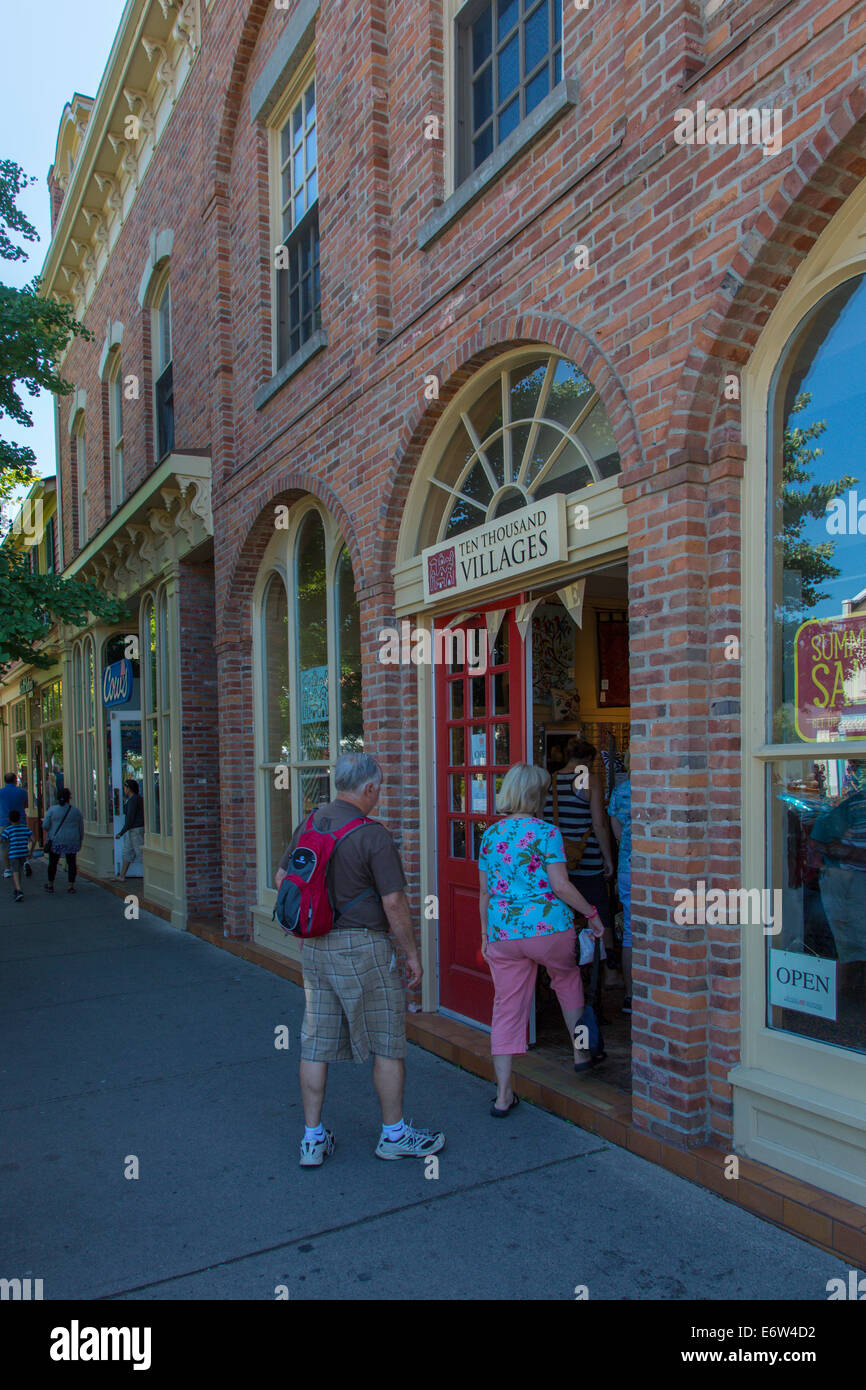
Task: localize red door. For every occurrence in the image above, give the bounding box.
[435,605,526,1024]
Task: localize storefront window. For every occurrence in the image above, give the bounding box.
[158,593,172,837]
[296,511,329,764]
[768,758,866,1055]
[424,353,621,544]
[85,640,96,820]
[256,506,362,891]
[766,274,866,1056]
[71,640,97,821]
[38,678,63,812]
[142,595,174,838]
[336,546,362,753]
[769,275,866,745]
[262,574,292,883]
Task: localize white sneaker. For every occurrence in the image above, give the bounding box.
[375,1121,446,1160]
[299,1128,335,1167]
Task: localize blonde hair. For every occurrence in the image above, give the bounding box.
[496,762,550,817]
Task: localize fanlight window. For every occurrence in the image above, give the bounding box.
[428,355,620,543]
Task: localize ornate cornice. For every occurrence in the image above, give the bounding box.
[43,0,202,324]
[66,454,213,600]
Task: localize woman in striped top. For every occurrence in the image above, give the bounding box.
[543,737,615,947]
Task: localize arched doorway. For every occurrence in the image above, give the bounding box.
[396,348,631,1048]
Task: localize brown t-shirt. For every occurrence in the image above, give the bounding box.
[279,798,406,931]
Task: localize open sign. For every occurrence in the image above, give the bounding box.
[102,658,133,708]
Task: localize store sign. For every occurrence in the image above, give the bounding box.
[769,949,837,1021]
[19,678,34,695]
[102,659,133,708]
[794,614,866,741]
[421,496,567,603]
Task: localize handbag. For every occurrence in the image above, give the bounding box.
[574,936,606,1066]
[45,804,71,855]
[551,773,594,872]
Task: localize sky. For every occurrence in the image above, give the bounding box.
[1,0,125,486]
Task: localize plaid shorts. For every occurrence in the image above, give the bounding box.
[299,928,406,1063]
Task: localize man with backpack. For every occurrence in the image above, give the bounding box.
[275,751,445,1167]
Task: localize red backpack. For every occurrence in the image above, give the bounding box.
[273,811,376,938]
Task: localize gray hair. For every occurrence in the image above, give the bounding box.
[334,751,383,793]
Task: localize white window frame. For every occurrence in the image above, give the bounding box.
[73,413,87,548]
[268,51,319,371]
[151,269,174,462]
[108,353,125,508]
[737,180,866,1203]
[252,500,360,900]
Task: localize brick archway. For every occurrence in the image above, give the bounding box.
[378,311,642,592]
[673,79,866,464]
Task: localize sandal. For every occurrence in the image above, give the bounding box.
[490,1094,520,1117]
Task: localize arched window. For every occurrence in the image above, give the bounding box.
[152,274,174,460]
[765,272,866,1058]
[420,353,620,548]
[262,573,292,881]
[72,636,97,821]
[73,412,87,548]
[108,352,125,506]
[254,504,362,890]
[141,589,174,839]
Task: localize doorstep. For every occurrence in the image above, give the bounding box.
[185,921,866,1264]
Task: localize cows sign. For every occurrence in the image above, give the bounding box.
[102,658,133,708]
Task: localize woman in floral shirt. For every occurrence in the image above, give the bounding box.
[479,762,604,1116]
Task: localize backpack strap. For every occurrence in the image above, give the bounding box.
[319,814,381,925]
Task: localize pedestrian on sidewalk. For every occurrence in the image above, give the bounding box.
[114,778,145,879]
[1,810,33,903]
[479,763,605,1115]
[543,736,616,945]
[42,788,84,894]
[0,771,28,884]
[275,750,445,1167]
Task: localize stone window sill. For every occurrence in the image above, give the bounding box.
[418,79,579,250]
[254,327,327,411]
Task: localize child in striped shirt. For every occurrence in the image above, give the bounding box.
[2,810,33,903]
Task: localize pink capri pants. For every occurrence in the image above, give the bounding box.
[486,927,584,1054]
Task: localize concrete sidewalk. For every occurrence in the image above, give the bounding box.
[0,862,852,1300]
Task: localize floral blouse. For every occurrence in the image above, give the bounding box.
[479,816,573,940]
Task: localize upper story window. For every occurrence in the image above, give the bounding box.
[420,352,620,546]
[45,515,55,573]
[108,354,125,506]
[73,413,87,548]
[153,277,174,460]
[272,68,320,367]
[456,0,562,180]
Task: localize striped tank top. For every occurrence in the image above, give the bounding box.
[543,772,604,877]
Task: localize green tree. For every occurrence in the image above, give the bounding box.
[774,389,857,620]
[0,158,126,667]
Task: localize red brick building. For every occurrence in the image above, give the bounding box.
[22,0,866,1215]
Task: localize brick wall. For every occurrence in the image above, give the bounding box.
[51,0,866,1147]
